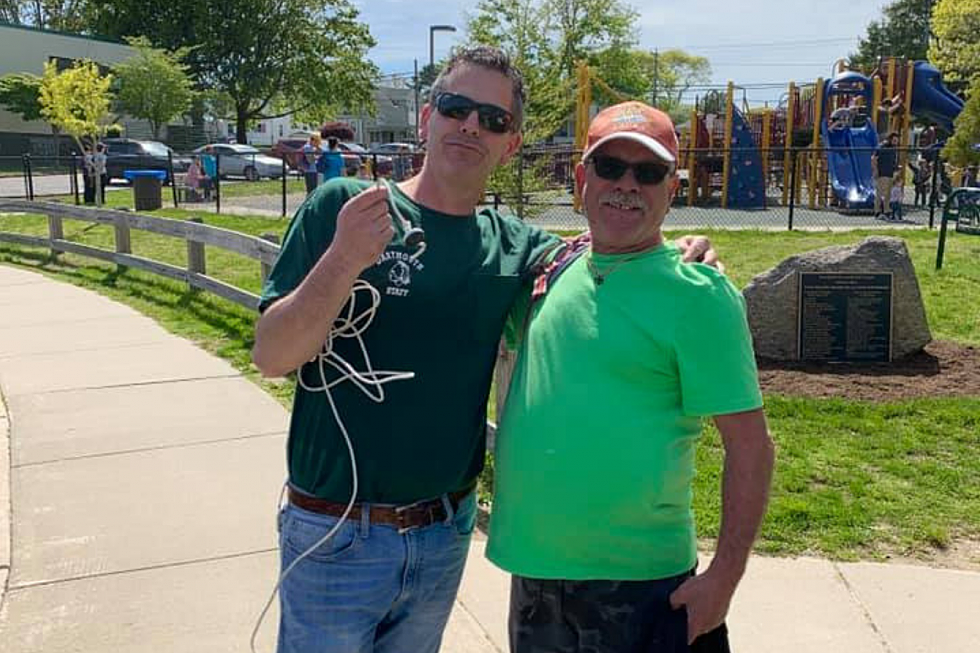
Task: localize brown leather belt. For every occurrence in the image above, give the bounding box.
[288,483,476,533]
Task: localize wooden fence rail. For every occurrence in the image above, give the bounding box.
[0,200,281,310]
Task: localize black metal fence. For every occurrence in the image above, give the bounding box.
[2,146,968,232]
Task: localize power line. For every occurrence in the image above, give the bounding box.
[655,36,858,51]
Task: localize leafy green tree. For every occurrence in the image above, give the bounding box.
[86,0,378,144]
[113,36,195,140]
[0,0,91,31]
[929,0,980,85]
[942,77,980,165]
[654,50,711,112]
[851,0,935,70]
[0,73,43,122]
[467,0,640,142]
[39,60,116,204]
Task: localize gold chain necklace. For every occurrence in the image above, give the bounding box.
[585,251,647,286]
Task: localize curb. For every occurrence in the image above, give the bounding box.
[0,386,10,609]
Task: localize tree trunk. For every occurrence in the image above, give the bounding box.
[236,104,250,144]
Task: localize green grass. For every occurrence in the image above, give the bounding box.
[36,177,305,211]
[1,211,979,562]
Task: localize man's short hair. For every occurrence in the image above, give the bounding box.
[429,45,525,132]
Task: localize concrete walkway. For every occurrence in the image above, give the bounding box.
[1,263,978,653]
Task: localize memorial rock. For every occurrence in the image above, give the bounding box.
[743,236,931,360]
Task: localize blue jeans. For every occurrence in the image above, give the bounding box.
[276,491,477,653]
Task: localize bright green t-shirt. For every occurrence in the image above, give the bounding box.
[487,242,763,580]
[260,177,558,504]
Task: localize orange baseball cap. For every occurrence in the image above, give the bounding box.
[583,101,678,168]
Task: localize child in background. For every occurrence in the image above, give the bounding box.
[889,181,904,221]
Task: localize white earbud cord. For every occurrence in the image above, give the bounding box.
[250,278,414,653]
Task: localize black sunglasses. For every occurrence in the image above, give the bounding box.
[434,92,515,134]
[589,154,671,186]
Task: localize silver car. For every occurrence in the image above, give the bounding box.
[193,144,284,181]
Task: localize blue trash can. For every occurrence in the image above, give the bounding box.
[124,169,167,211]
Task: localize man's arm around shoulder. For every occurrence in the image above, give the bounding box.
[670,407,774,644]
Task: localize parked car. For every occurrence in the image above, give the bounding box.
[373,142,417,155]
[269,136,308,170]
[340,142,394,177]
[103,138,191,183]
[373,142,423,178]
[192,143,284,180]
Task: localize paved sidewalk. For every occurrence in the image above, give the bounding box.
[1,264,978,653]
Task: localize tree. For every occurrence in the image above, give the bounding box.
[86,0,378,144]
[112,36,195,140]
[654,50,711,113]
[942,78,980,166]
[409,63,443,104]
[0,0,92,31]
[930,0,980,86]
[851,0,935,70]
[466,0,639,142]
[39,60,116,204]
[0,73,43,122]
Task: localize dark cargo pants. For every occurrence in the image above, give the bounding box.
[509,571,731,653]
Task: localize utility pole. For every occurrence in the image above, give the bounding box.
[414,58,421,146]
[652,49,659,108]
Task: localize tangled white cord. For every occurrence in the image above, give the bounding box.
[250,278,415,653]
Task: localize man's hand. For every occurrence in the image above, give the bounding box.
[674,235,724,274]
[331,184,394,272]
[669,567,736,644]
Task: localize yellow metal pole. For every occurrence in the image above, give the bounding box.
[783,82,795,206]
[722,81,734,209]
[899,60,915,179]
[872,76,882,130]
[809,78,824,209]
[688,107,698,206]
[886,58,897,134]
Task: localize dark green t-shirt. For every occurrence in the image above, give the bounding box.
[260,177,558,503]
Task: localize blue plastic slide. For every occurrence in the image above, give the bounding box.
[822,72,877,210]
[910,61,964,133]
[726,108,766,209]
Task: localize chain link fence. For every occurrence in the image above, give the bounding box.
[2,145,962,232]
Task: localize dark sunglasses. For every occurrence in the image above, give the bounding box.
[434,92,515,134]
[589,154,671,186]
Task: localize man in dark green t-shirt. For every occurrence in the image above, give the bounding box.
[489,102,775,653]
[253,48,718,653]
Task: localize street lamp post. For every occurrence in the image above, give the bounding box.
[429,24,457,69]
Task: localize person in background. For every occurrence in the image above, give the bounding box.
[908,156,931,207]
[301,133,322,194]
[185,157,205,201]
[889,181,904,221]
[316,136,345,184]
[93,143,108,204]
[872,132,900,219]
[200,145,218,194]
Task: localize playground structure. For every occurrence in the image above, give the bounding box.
[617,57,966,213]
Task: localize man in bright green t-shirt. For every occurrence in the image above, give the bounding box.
[488,102,775,653]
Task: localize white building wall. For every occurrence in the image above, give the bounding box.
[0,23,138,136]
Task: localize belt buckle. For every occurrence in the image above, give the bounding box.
[394,500,424,535]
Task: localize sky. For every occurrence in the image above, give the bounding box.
[351,0,891,107]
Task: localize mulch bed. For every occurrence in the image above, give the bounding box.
[757,340,980,402]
